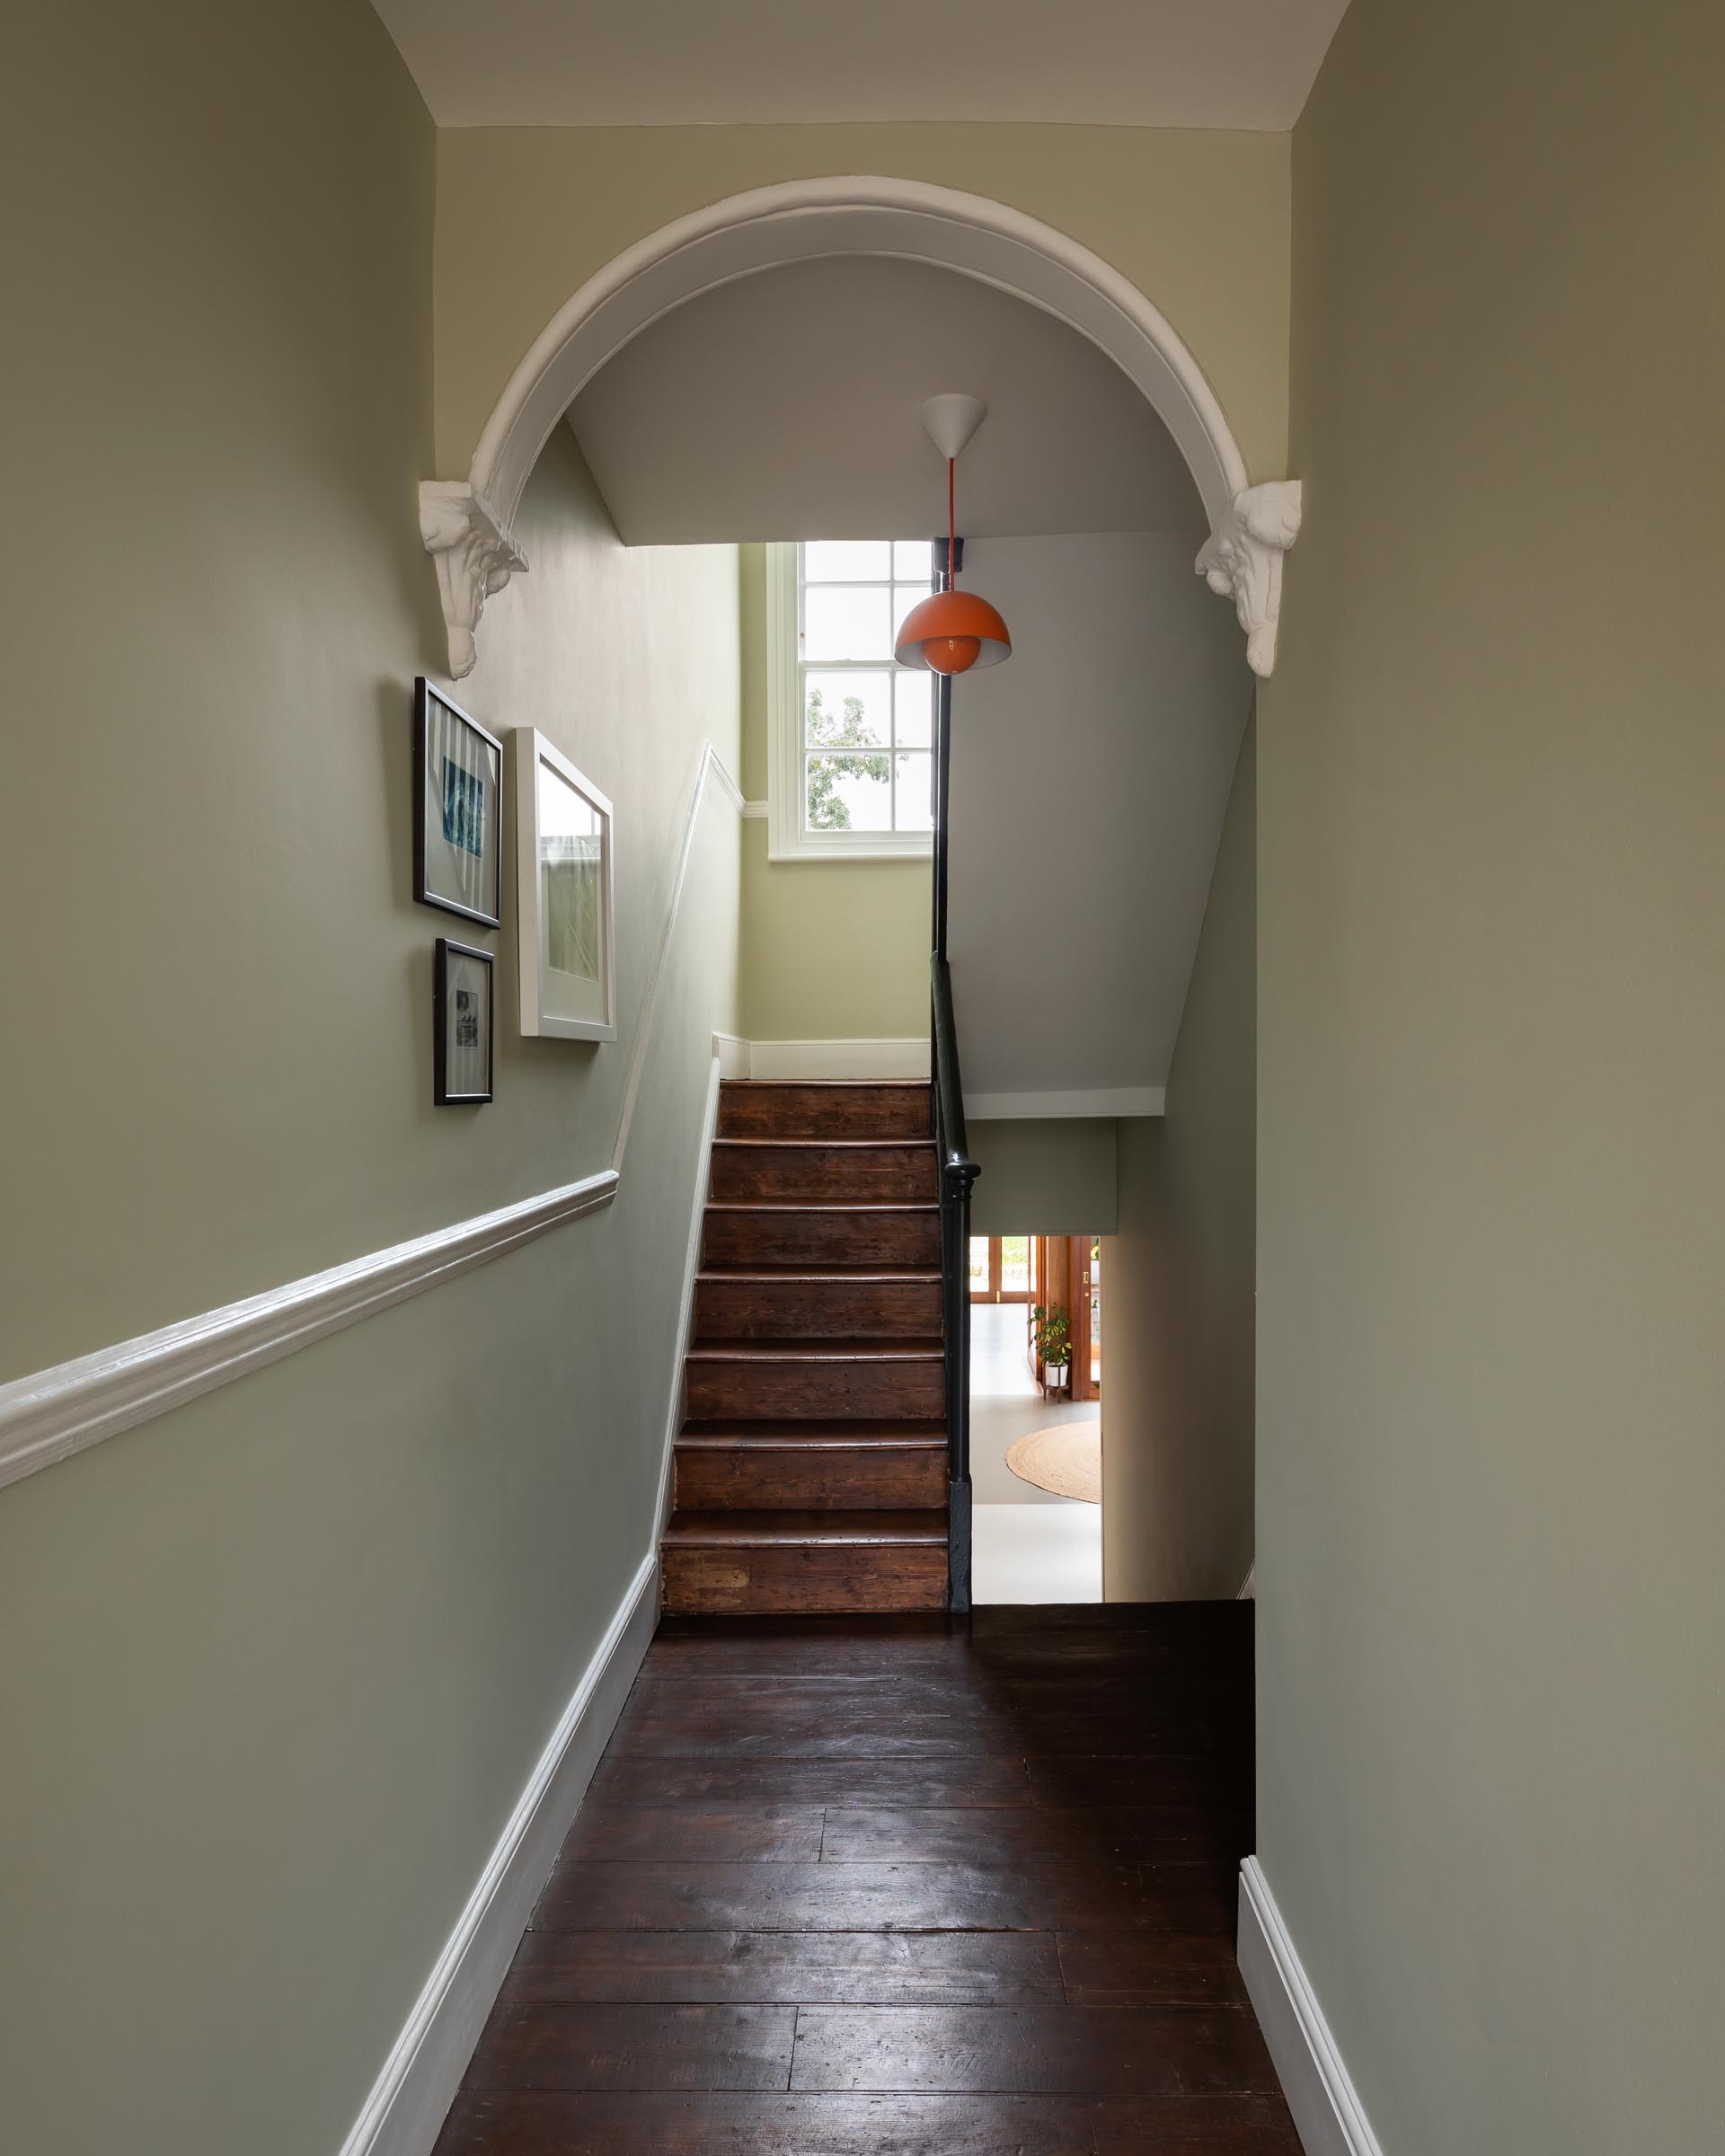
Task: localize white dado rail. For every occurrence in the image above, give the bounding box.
[420,177,1301,683]
[0,745,745,1498]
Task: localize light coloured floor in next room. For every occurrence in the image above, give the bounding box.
[970,1303,1101,1604]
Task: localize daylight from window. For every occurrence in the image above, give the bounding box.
[799,540,934,835]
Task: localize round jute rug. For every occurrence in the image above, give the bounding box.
[1004,1422,1101,1505]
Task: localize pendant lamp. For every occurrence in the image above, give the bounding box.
[894,394,1012,676]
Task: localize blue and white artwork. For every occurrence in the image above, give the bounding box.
[441,757,486,858]
[415,679,501,928]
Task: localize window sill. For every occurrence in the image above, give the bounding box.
[767,834,933,865]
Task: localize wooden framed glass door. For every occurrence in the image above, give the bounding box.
[968,1234,1031,1303]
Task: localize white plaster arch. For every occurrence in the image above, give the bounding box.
[420,175,1300,678]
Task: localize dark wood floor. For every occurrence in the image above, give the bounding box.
[433,1603,1299,2155]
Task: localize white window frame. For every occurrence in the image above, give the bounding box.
[765,541,935,863]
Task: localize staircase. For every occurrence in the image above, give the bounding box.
[660,1079,951,1613]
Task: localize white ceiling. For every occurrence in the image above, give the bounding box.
[372,0,1349,129]
[569,256,1207,546]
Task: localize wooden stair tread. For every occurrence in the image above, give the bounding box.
[664,1509,949,1546]
[720,1079,930,1089]
[703,1202,938,1213]
[677,1432,947,1452]
[686,1338,944,1361]
[698,1264,941,1281]
[679,1418,945,1441]
[713,1137,936,1151]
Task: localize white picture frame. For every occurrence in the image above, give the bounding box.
[511,729,616,1043]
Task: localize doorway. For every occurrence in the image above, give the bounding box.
[968,1231,1104,1604]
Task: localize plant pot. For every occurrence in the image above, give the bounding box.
[1044,1363,1070,1393]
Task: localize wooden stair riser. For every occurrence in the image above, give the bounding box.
[710,1144,938,1204]
[686,1355,945,1422]
[661,1542,948,1615]
[702,1206,941,1270]
[675,1439,949,1512]
[694,1275,943,1340]
[717,1082,932,1141]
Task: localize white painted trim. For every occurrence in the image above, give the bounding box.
[0,743,747,1497]
[429,176,1296,681]
[1238,1561,1256,1600]
[337,1552,659,2156]
[741,800,768,819]
[966,1085,1166,1119]
[711,1030,751,1080]
[1237,1858,1385,2156]
[742,1038,932,1082]
[653,1055,723,1535]
[0,1171,617,1495]
[471,177,1247,543]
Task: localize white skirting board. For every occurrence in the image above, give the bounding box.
[337,1552,659,2156]
[1237,1857,1385,2156]
[714,1036,931,1082]
[966,1084,1165,1118]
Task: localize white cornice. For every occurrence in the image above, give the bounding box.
[419,481,528,682]
[1196,480,1304,677]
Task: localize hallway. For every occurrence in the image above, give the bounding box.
[971,1303,1103,1604]
[432,1603,1294,2153]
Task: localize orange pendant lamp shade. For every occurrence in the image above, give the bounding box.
[894,587,1011,676]
[894,396,1012,676]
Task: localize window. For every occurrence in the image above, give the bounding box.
[766,541,936,861]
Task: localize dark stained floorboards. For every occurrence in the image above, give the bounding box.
[433,1603,1299,2155]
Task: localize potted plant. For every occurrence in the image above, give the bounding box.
[1031,1304,1073,1394]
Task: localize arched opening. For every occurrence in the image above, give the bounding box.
[420,175,1298,681]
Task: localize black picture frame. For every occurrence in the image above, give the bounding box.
[413,677,503,930]
[434,938,495,1106]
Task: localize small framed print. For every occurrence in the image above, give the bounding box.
[434,939,494,1106]
[414,679,502,929]
[512,729,616,1043]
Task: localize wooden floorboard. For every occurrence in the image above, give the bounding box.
[500,1929,1065,2006]
[432,1604,1299,2156]
[435,2090,1301,2155]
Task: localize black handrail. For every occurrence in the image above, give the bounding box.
[930,660,978,1613]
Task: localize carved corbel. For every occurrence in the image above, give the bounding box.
[1196,480,1303,678]
[419,482,528,681]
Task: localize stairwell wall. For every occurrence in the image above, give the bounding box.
[1101,718,1257,1602]
[0,7,740,2152]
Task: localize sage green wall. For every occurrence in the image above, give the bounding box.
[432,125,1292,487]
[0,9,740,2152]
[1258,2,1724,2149]
[737,543,931,1042]
[969,1119,1119,1235]
[1102,721,1255,1603]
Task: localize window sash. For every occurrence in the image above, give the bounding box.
[792,543,933,844]
[765,541,935,862]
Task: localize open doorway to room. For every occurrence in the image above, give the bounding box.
[969,1231,1104,1603]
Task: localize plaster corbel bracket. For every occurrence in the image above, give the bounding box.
[419,481,528,681]
[1196,480,1303,678]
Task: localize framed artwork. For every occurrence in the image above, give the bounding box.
[512,729,616,1043]
[434,938,494,1105]
[414,678,502,929]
